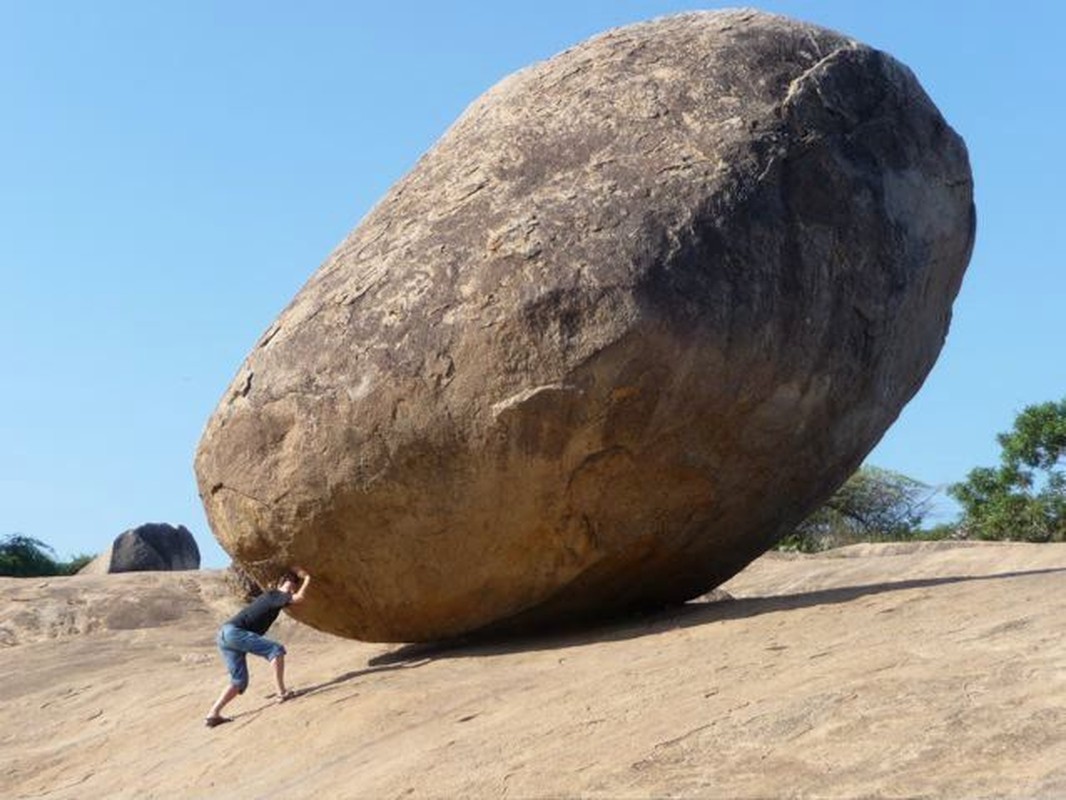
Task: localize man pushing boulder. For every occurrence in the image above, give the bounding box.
[204,567,311,728]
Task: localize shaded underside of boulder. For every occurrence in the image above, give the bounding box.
[195,9,974,641]
[224,562,264,603]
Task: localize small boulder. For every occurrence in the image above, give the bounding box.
[106,524,201,573]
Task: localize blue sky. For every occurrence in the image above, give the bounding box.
[2,1,1063,567]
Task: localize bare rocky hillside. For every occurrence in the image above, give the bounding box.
[3,541,1065,798]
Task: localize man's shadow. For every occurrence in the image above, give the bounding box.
[282,657,434,702]
[225,657,434,724]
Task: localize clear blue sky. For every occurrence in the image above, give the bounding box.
[2,1,1063,567]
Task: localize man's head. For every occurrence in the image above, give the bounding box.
[277,570,300,593]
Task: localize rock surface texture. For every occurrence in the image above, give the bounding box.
[101,524,201,573]
[195,10,974,642]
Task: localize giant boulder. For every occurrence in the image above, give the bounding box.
[195,10,974,642]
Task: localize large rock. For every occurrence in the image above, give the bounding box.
[195,10,974,642]
[101,524,201,573]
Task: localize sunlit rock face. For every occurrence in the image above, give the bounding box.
[195,10,974,642]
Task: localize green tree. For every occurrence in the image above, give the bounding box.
[950,398,1066,542]
[0,534,61,577]
[0,535,93,576]
[780,465,934,552]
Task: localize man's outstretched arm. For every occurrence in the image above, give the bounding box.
[290,567,312,604]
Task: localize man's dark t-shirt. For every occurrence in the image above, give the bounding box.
[227,590,292,635]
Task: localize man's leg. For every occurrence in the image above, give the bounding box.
[208,682,241,719]
[225,627,289,699]
[208,625,249,724]
[271,653,288,699]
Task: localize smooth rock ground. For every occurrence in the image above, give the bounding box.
[3,542,1065,798]
[196,9,974,642]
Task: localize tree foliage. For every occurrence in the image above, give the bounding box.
[0,534,60,577]
[950,398,1066,542]
[0,534,93,577]
[780,465,934,552]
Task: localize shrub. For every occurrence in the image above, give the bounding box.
[779,466,934,552]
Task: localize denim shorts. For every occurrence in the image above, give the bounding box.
[217,622,286,692]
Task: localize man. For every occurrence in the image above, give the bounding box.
[204,566,311,728]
